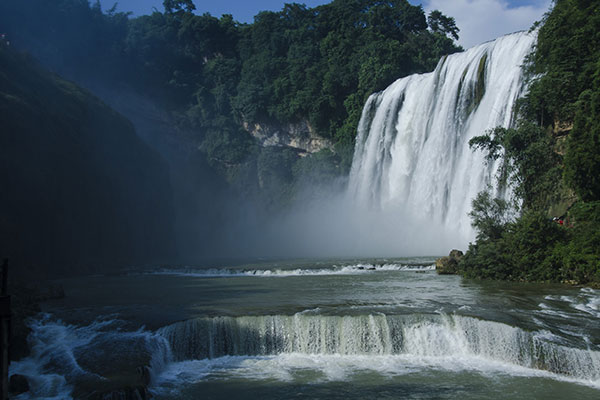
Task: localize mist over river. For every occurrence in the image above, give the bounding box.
[10,258,600,399]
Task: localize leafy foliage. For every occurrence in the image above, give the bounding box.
[468,191,512,241]
[553,201,600,283]
[427,10,459,40]
[461,212,566,282]
[525,0,600,125]
[0,0,461,177]
[564,78,600,201]
[462,0,600,285]
[469,122,562,211]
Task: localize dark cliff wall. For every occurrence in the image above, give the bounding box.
[0,46,177,276]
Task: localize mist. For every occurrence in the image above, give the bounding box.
[83,85,462,262]
[220,179,467,260]
[0,0,471,277]
[85,87,460,262]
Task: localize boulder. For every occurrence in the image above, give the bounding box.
[449,249,464,260]
[9,374,30,395]
[136,366,151,386]
[436,249,464,275]
[93,386,149,400]
[81,365,152,400]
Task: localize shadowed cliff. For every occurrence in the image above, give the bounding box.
[0,45,177,276]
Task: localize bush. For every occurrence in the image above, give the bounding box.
[461,211,566,282]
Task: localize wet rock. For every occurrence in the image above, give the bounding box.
[9,374,30,394]
[448,249,464,260]
[136,366,151,386]
[94,386,149,400]
[9,285,41,361]
[80,365,152,400]
[8,280,66,361]
[435,249,464,275]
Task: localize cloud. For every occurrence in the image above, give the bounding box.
[424,0,552,49]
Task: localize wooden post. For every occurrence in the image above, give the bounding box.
[0,259,9,400]
[0,260,6,296]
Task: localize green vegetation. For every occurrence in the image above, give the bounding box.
[0,0,460,184]
[461,0,600,286]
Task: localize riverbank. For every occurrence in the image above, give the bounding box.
[436,246,600,289]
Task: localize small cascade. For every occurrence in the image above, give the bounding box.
[8,316,172,399]
[148,263,435,278]
[158,313,600,383]
[348,31,537,242]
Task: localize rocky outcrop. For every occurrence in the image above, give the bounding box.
[9,282,66,361]
[243,120,333,154]
[79,366,152,400]
[553,120,573,137]
[9,374,30,395]
[435,249,464,275]
[92,385,149,400]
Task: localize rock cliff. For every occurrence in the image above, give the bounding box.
[243,120,333,155]
[0,46,177,275]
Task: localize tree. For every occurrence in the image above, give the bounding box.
[427,10,459,41]
[564,87,600,201]
[163,0,195,14]
[470,123,562,212]
[468,191,513,241]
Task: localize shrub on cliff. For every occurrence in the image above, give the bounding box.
[461,211,566,282]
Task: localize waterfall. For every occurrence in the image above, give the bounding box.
[348,31,536,242]
[157,313,600,383]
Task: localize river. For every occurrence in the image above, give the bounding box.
[9,258,600,399]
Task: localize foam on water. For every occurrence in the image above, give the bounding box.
[13,307,600,398]
[156,312,600,388]
[148,263,435,278]
[9,315,172,400]
[544,288,600,318]
[152,352,600,395]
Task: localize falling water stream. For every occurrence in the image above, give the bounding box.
[349,31,536,242]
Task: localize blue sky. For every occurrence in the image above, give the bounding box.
[98,0,551,48]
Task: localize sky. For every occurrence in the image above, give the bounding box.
[99,0,552,49]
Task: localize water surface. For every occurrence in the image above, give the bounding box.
[11,258,600,399]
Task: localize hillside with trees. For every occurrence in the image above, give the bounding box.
[460,0,600,285]
[0,0,460,179]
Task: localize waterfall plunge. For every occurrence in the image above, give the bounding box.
[348,31,536,245]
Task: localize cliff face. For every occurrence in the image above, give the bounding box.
[243,120,333,155]
[0,46,177,276]
[547,119,577,218]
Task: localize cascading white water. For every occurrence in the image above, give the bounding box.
[348,31,537,243]
[157,313,600,383]
[8,316,173,399]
